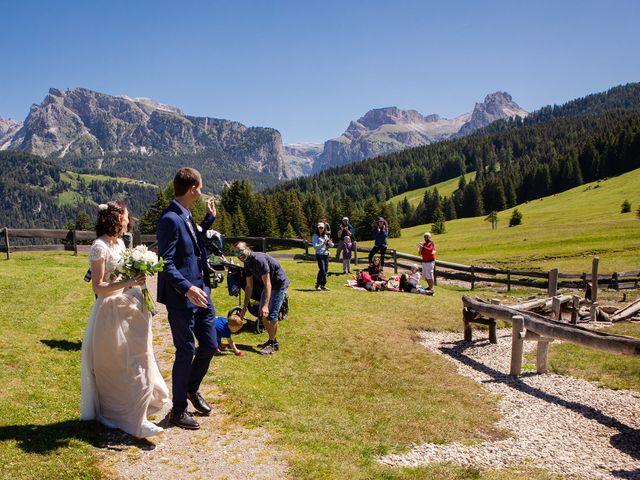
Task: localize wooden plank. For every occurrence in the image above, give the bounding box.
[3,227,9,259]
[591,257,599,304]
[537,340,550,373]
[610,298,640,322]
[7,228,71,239]
[462,295,640,356]
[618,270,640,277]
[9,245,72,252]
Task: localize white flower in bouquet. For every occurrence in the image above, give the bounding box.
[113,245,165,314]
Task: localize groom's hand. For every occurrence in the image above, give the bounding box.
[206,197,217,217]
[186,286,209,308]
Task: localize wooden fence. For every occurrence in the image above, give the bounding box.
[2,227,639,292]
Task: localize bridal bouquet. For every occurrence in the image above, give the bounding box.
[113,245,165,314]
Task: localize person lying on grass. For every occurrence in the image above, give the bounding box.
[215,314,244,357]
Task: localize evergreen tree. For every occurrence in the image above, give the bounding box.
[484,211,498,230]
[461,182,484,217]
[380,203,401,238]
[621,199,631,213]
[282,222,297,239]
[230,208,249,236]
[444,196,457,220]
[139,188,170,234]
[431,207,446,234]
[509,209,523,227]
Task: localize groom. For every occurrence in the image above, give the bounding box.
[157,167,218,430]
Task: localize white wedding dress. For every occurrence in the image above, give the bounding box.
[80,237,170,438]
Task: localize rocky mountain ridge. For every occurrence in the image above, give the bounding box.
[0,118,23,148]
[311,92,526,172]
[5,88,284,178]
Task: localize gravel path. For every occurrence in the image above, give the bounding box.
[94,278,288,479]
[380,330,640,479]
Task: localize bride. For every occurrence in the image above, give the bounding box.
[80,200,170,438]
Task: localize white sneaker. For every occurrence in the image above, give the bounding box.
[140,420,164,438]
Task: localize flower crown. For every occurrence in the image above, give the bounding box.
[98,204,108,211]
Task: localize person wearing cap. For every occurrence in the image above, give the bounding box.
[334,216,354,262]
[368,217,389,267]
[312,222,333,290]
[418,232,436,291]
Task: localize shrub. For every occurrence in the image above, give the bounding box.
[621,199,631,213]
[509,209,523,227]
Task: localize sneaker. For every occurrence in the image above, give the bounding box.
[320,285,330,291]
[315,285,321,291]
[258,339,279,350]
[259,343,276,355]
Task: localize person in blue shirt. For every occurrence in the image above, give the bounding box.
[368,217,389,267]
[312,222,333,291]
[214,314,244,357]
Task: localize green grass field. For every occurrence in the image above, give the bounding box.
[379,169,640,273]
[1,252,637,479]
[388,172,476,207]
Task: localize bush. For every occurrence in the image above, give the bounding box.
[509,209,523,227]
[621,199,631,213]
[431,208,446,234]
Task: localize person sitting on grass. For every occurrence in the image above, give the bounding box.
[399,265,421,293]
[367,255,385,281]
[215,314,244,357]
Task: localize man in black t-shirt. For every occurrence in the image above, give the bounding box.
[233,241,289,355]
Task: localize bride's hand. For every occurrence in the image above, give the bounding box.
[131,274,146,287]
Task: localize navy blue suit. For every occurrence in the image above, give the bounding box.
[157,200,217,414]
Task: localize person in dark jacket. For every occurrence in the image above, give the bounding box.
[368,217,389,267]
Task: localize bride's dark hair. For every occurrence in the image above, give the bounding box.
[95,200,127,237]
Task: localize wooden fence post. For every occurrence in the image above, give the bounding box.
[392,249,398,274]
[536,340,550,374]
[463,307,474,342]
[72,229,78,256]
[552,296,562,320]
[548,268,558,297]
[571,295,580,325]
[304,239,309,260]
[133,230,141,247]
[612,272,619,290]
[591,257,599,303]
[510,315,525,376]
[470,265,475,290]
[3,228,9,260]
[591,257,599,321]
[507,269,511,292]
[353,243,358,266]
[262,237,267,253]
[433,263,438,286]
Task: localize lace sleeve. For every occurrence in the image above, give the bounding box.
[89,241,107,263]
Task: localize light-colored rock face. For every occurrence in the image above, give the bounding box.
[7,88,284,177]
[0,118,23,150]
[283,143,323,178]
[313,93,527,172]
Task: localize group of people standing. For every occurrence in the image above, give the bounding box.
[80,167,289,441]
[79,170,435,441]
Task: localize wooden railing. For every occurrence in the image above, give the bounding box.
[2,227,638,292]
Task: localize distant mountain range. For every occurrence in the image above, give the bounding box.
[1,88,284,189]
[1,88,526,184]
[296,92,527,173]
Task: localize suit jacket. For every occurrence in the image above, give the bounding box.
[157,200,215,310]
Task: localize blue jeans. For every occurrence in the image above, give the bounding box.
[316,254,329,287]
[260,285,288,321]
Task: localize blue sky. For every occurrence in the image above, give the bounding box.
[1,0,639,143]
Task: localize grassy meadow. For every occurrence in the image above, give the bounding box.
[389,172,476,207]
[379,169,640,273]
[1,251,638,479]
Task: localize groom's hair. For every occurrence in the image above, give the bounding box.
[174,167,201,196]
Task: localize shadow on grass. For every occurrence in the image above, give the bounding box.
[0,420,156,454]
[438,338,640,464]
[40,339,82,351]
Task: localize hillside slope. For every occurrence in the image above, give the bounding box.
[388,168,640,272]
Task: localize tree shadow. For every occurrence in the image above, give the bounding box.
[0,419,156,454]
[40,339,82,351]
[438,337,640,462]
